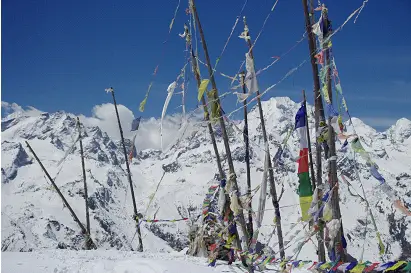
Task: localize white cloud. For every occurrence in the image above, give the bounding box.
[78,103,201,151]
[1,101,43,118]
[2,101,200,151]
[78,103,135,141]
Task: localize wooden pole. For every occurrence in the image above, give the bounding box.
[189,38,245,262]
[190,0,251,265]
[242,16,285,259]
[322,8,345,262]
[25,141,97,249]
[107,87,144,252]
[77,117,91,249]
[240,71,253,238]
[301,0,326,261]
[190,48,224,180]
[302,91,316,191]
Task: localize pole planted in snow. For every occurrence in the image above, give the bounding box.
[25,141,97,250]
[240,71,253,238]
[189,48,224,180]
[106,87,144,252]
[301,0,326,261]
[77,117,92,249]
[189,36,244,259]
[322,8,346,262]
[190,1,252,270]
[242,16,285,260]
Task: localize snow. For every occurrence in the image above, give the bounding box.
[2,250,318,273]
[1,250,238,273]
[2,97,411,262]
[387,118,411,143]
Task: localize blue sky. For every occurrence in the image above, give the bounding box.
[2,0,411,131]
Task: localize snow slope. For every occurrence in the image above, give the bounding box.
[2,97,410,262]
[1,250,243,273]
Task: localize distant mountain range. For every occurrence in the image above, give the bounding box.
[2,97,410,261]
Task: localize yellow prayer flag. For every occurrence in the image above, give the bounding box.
[299,196,313,222]
[320,262,332,270]
[139,97,148,112]
[351,264,366,273]
[198,79,210,101]
[376,233,385,255]
[385,261,407,272]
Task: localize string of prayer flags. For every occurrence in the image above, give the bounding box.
[312,12,325,45]
[295,103,313,221]
[139,82,152,112]
[139,0,181,113]
[202,184,219,221]
[142,217,188,223]
[315,51,324,65]
[240,258,411,273]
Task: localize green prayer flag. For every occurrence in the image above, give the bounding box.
[298,172,312,197]
[402,262,411,272]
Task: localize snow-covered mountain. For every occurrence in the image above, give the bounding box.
[2,97,410,262]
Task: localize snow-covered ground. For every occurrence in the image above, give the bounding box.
[2,250,248,273]
[2,97,411,262]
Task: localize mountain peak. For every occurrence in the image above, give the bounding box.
[2,97,411,259]
[387,117,411,143]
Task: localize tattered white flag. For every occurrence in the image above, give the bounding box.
[233,53,259,103]
[160,81,177,151]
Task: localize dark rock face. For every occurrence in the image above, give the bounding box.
[139,149,161,160]
[1,118,16,132]
[388,213,411,259]
[396,173,411,181]
[50,134,65,151]
[107,171,121,187]
[162,161,180,173]
[231,146,253,163]
[148,224,188,251]
[88,187,113,211]
[2,142,33,183]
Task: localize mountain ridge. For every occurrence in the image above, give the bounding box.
[2,97,410,261]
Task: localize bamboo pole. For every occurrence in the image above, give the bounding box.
[25,141,96,249]
[301,0,326,261]
[240,72,253,238]
[242,16,285,259]
[322,8,345,262]
[77,117,91,249]
[107,87,144,252]
[190,0,251,266]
